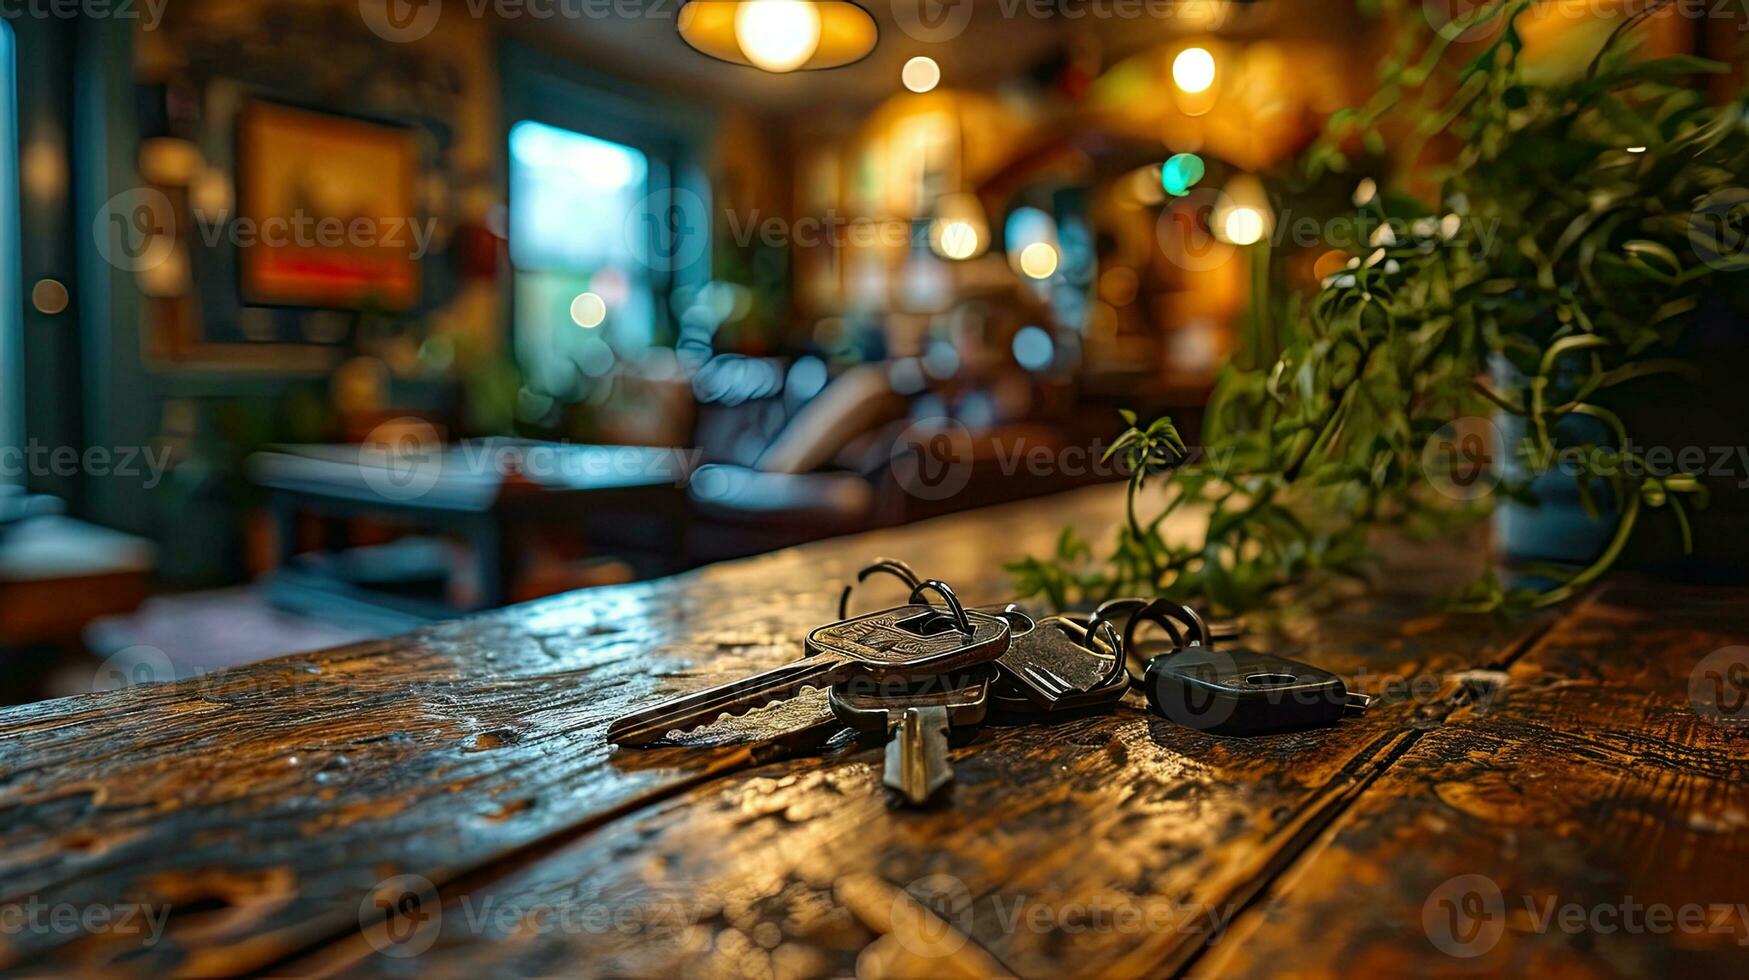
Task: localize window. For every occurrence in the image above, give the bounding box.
[0,21,20,470]
[509,120,658,398]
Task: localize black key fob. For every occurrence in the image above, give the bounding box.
[1144,647,1372,736]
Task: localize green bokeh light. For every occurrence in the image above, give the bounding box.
[1161,153,1206,197]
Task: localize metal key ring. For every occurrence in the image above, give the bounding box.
[986,602,1038,637]
[907,579,974,636]
[1088,597,1210,687]
[1124,599,1210,657]
[1089,597,1210,652]
[1086,598,1175,651]
[837,557,924,621]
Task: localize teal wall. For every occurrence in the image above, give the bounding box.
[0,21,19,464]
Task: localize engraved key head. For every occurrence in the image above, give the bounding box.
[806,604,1009,676]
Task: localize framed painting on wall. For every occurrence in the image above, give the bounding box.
[237,101,421,311]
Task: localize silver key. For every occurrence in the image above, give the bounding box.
[991,615,1129,715]
[889,707,953,805]
[829,668,994,806]
[609,599,1009,746]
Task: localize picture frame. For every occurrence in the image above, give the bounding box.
[236,100,421,311]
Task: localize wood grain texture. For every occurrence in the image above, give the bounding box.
[284,539,1549,978]
[2,482,1737,978]
[1199,582,1749,978]
[0,487,1126,974]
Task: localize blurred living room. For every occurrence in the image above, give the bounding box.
[0,0,1742,705]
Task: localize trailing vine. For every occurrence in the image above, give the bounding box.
[1010,1,1749,614]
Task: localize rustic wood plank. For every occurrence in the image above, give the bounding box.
[1198,581,1749,978]
[1,487,1130,974]
[0,481,1578,977]
[274,565,1549,977]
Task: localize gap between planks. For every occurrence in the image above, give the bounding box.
[251,596,1578,979]
[1163,594,1580,978]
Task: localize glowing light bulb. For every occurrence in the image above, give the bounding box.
[1019,242,1059,279]
[735,0,821,73]
[1222,207,1265,246]
[936,220,980,260]
[570,292,607,328]
[903,56,941,93]
[1172,47,1216,95]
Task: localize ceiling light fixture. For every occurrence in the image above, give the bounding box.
[678,1,879,74]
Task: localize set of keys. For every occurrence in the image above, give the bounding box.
[608,558,1373,807]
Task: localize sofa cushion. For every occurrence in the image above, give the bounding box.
[754,364,904,475]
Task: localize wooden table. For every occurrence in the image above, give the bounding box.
[249,441,692,620]
[2,485,1745,977]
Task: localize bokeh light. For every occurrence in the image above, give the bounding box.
[1161,153,1205,197]
[1012,326,1055,371]
[936,220,980,260]
[735,0,821,73]
[902,56,941,93]
[1172,47,1216,94]
[1019,242,1059,279]
[923,341,960,379]
[787,356,828,401]
[1221,207,1265,246]
[570,292,607,328]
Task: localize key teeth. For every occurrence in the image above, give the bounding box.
[1022,664,1075,697]
[608,681,834,745]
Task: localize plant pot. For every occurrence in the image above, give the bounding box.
[1492,294,1749,582]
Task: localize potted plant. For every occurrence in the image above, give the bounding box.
[1011,1,1749,614]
